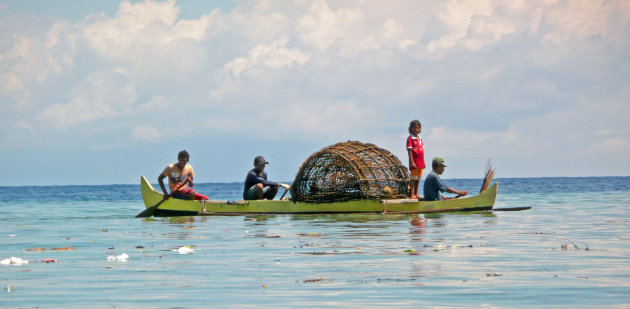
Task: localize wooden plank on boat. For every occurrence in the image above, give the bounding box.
[380,198,419,204]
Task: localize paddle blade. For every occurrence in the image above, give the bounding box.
[135,198,166,218]
[135,206,158,218]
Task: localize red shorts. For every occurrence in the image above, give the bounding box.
[173,188,209,200]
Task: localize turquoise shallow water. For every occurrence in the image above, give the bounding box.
[2,177,630,308]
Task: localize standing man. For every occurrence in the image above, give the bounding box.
[158,150,208,200]
[423,157,467,201]
[243,156,290,200]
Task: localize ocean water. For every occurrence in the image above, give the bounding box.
[2,177,630,308]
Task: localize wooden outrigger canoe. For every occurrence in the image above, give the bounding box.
[139,176,499,217]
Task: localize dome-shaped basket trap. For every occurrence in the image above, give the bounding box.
[290,141,409,203]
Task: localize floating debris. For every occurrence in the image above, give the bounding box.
[561,239,589,251]
[135,245,144,249]
[1,257,29,265]
[303,278,325,283]
[266,235,281,238]
[487,273,503,277]
[175,246,195,254]
[376,278,419,283]
[422,243,481,251]
[404,249,416,253]
[26,247,76,252]
[50,247,75,251]
[42,259,58,263]
[5,283,15,293]
[107,253,129,261]
[432,243,447,250]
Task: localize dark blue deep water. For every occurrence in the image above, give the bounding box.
[2,177,630,308]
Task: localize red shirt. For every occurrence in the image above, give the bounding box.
[406,135,425,169]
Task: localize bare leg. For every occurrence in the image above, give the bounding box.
[410,180,419,199]
[266,186,279,200]
[254,183,264,199]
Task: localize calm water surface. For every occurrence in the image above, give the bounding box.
[2,177,630,308]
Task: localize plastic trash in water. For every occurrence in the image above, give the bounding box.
[0,257,29,266]
[107,253,129,261]
[175,246,195,254]
[432,243,447,250]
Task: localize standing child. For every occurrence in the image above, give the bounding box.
[407,120,425,199]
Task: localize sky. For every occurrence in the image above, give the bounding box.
[0,0,629,186]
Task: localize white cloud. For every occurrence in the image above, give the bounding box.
[265,100,374,137]
[35,69,137,130]
[137,95,171,112]
[1,0,630,182]
[80,0,222,74]
[541,0,619,44]
[223,36,309,76]
[211,35,309,99]
[131,124,162,141]
[0,72,23,93]
[297,0,387,56]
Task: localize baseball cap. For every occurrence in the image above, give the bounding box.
[254,156,269,165]
[432,157,447,167]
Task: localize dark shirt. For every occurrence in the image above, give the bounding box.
[423,170,448,201]
[243,169,278,199]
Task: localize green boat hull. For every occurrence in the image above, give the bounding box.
[140,176,497,216]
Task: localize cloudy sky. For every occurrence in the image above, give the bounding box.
[1,0,629,186]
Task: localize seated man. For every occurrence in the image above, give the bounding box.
[158,150,208,200]
[243,156,290,200]
[423,157,467,201]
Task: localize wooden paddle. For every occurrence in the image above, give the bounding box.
[135,178,189,218]
[279,185,290,200]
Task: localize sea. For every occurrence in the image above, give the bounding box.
[2,177,630,308]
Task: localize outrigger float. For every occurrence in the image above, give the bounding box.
[139,175,502,217]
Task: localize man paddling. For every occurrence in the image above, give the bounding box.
[243,156,290,200]
[158,150,208,200]
[423,157,467,201]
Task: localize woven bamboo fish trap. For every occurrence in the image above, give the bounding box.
[290,141,409,203]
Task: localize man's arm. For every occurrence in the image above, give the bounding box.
[256,175,279,188]
[158,173,169,199]
[408,149,416,169]
[187,165,195,187]
[445,187,467,199]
